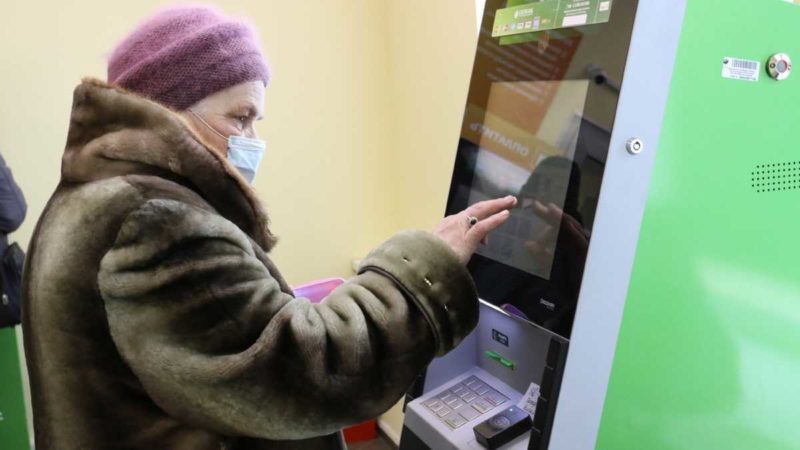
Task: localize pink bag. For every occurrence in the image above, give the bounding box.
[292,278,345,303]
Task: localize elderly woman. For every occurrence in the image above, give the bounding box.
[22,5,515,450]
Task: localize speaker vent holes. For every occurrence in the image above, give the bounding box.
[751,161,800,193]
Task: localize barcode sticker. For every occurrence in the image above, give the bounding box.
[722,57,760,82]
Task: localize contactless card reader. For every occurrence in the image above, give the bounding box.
[473,405,532,450]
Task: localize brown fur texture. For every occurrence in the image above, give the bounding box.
[64,77,277,250]
[21,80,479,449]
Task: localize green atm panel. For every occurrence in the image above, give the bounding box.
[598,1,800,449]
[0,328,30,450]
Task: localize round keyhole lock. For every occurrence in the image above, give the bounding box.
[626,138,644,155]
[768,53,792,81]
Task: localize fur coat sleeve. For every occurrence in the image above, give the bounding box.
[97,196,478,440]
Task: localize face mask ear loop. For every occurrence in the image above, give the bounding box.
[189,110,228,141]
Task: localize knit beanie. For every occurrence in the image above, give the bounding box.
[107,5,270,110]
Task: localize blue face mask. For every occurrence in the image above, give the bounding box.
[226,135,266,184]
[190,110,266,184]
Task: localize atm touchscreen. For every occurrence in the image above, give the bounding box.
[446,0,640,338]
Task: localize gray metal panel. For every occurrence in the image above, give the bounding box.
[548,1,688,449]
[425,322,479,394]
[426,302,556,396]
[475,303,555,394]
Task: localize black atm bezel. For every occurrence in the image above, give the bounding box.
[446,0,640,341]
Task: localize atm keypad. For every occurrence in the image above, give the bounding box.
[451,385,468,396]
[474,384,491,396]
[471,399,492,414]
[483,391,507,407]
[423,398,442,409]
[444,413,468,429]
[441,394,459,406]
[458,405,480,421]
[422,376,509,429]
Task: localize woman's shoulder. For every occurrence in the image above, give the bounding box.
[59,174,214,215]
[37,174,218,246]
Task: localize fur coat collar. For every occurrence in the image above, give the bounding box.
[61,78,277,250]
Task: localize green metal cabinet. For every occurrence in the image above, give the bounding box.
[598,1,800,449]
[0,328,30,449]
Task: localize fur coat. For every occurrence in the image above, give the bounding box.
[21,79,478,449]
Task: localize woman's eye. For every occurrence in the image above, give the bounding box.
[229,114,249,128]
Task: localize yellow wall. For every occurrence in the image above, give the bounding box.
[385,1,480,232]
[254,1,399,283]
[0,0,400,284]
[379,1,480,439]
[0,0,478,445]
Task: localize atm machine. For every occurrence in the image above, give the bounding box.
[400,1,800,449]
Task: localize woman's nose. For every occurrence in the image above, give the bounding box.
[244,126,258,139]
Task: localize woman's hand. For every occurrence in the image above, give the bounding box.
[433,196,518,264]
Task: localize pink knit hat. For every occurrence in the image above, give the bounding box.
[108,5,270,110]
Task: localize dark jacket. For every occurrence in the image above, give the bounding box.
[0,152,26,250]
[22,79,479,450]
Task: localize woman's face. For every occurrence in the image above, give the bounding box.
[182,80,265,156]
